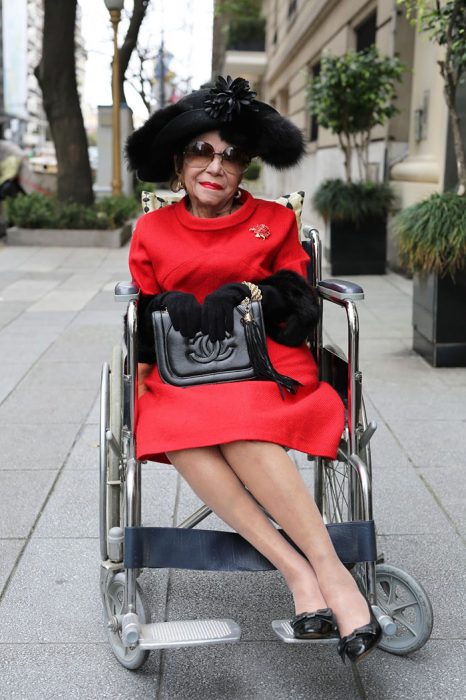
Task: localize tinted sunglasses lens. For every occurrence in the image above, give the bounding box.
[184,141,214,166]
[184,141,249,173]
[222,147,249,172]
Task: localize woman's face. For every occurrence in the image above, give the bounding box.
[178,131,247,216]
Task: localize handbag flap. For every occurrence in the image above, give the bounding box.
[152,302,264,387]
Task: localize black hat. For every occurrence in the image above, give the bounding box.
[126,76,305,182]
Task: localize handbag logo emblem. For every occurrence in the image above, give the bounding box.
[188,332,235,364]
[249,223,271,239]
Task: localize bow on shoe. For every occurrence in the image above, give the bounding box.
[290,608,337,640]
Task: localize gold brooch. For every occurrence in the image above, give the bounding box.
[249,224,271,239]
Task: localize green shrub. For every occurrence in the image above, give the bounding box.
[395,192,466,278]
[244,160,261,181]
[312,179,395,225]
[7,193,137,229]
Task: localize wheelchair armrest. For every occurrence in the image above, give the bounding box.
[317,279,364,302]
[114,281,139,302]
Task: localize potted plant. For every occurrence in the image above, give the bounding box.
[307,46,403,274]
[6,192,137,248]
[395,193,466,366]
[393,0,466,367]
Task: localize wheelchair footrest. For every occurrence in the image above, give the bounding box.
[272,620,339,644]
[138,619,241,650]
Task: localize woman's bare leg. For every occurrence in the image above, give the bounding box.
[219,440,370,637]
[166,445,327,614]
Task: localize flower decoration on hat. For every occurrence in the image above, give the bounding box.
[204,75,259,122]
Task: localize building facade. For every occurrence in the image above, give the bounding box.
[259,0,460,267]
[1,0,86,152]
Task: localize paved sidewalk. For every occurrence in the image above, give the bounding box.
[0,240,464,699]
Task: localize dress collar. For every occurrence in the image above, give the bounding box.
[174,188,258,230]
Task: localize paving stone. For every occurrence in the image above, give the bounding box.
[33,467,178,537]
[21,360,99,391]
[0,539,24,593]
[377,532,466,640]
[388,419,466,468]
[29,287,98,312]
[0,470,56,537]
[159,641,361,699]
[64,423,101,470]
[373,466,451,535]
[0,363,30,403]
[0,423,80,471]
[41,324,122,363]
[17,247,72,272]
[0,278,60,301]
[0,537,168,644]
[0,538,108,643]
[0,643,162,699]
[420,465,466,538]
[0,327,59,364]
[0,309,21,329]
[0,381,95,425]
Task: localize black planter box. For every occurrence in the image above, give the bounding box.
[413,271,466,367]
[325,216,387,275]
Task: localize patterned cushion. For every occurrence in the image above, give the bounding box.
[141,189,305,234]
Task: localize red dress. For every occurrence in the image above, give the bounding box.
[129,190,344,463]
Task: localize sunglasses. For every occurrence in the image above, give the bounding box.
[183,141,250,174]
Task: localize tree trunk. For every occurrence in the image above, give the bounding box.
[35,0,93,205]
[338,133,352,183]
[211,0,229,79]
[118,0,150,103]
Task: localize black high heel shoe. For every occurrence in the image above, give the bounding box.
[291,608,338,640]
[337,598,382,664]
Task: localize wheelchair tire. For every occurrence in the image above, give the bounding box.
[99,346,124,561]
[374,564,433,655]
[108,345,123,531]
[102,571,150,670]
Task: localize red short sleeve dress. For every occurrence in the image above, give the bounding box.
[129,190,344,463]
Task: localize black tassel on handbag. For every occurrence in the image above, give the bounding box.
[240,302,302,400]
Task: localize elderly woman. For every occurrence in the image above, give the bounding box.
[126,77,381,664]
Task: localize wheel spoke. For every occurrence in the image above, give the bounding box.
[392,613,418,638]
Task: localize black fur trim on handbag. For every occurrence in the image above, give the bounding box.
[259,270,320,347]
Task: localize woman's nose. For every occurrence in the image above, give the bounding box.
[205,153,224,175]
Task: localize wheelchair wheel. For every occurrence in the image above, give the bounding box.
[318,398,370,525]
[374,564,433,655]
[102,571,150,670]
[99,345,124,561]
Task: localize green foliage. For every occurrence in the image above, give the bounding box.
[215,0,262,21]
[243,160,261,181]
[399,1,466,74]
[308,47,404,137]
[307,47,404,181]
[312,179,395,224]
[395,192,466,277]
[7,193,137,230]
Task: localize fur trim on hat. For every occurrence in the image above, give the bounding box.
[125,77,305,183]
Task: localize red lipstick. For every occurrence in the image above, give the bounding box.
[200,181,223,190]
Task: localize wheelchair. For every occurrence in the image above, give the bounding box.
[99,223,433,671]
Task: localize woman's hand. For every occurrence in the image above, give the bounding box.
[201,283,250,342]
[147,291,202,338]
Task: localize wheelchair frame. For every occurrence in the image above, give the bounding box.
[99,225,433,669]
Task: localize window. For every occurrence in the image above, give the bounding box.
[355,12,377,52]
[309,62,321,142]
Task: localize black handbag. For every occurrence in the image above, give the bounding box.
[152,301,263,387]
[152,300,301,396]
